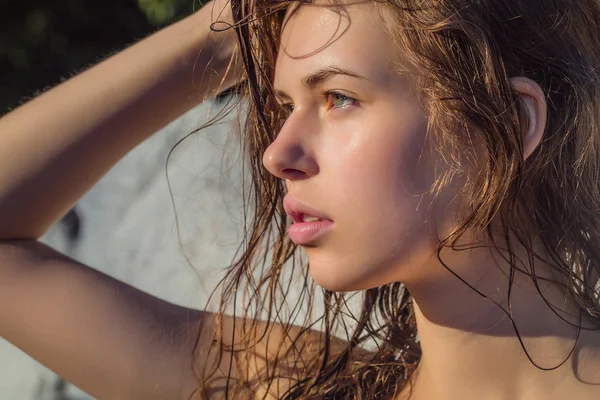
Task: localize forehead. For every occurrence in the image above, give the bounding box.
[274,2,397,86]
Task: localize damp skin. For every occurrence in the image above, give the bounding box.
[265,3,444,292]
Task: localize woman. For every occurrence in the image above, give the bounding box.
[1,0,600,398]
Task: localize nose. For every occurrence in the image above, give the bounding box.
[262,113,319,180]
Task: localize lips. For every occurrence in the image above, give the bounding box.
[283,196,332,224]
[283,196,335,245]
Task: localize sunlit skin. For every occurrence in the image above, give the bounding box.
[266,2,440,292]
[262,1,600,399]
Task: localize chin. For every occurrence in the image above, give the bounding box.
[307,261,381,292]
[306,249,415,292]
[305,261,350,292]
[312,276,357,292]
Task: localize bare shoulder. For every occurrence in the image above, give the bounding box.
[201,310,357,399]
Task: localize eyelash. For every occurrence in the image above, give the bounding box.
[321,90,358,110]
[280,91,358,115]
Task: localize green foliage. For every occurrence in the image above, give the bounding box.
[1,0,202,116]
[138,0,197,26]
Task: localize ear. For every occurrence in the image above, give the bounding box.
[509,77,547,160]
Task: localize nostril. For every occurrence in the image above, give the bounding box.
[281,168,307,180]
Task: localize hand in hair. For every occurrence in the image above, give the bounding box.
[0,0,241,240]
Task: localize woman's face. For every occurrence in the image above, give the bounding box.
[263,1,457,291]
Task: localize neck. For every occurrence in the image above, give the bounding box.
[399,236,600,400]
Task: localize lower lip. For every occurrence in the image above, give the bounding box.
[288,220,334,245]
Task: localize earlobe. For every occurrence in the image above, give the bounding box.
[509,77,547,160]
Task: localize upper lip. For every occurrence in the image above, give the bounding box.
[283,196,333,223]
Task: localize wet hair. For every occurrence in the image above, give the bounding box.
[187,0,600,398]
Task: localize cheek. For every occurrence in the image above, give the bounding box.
[323,112,437,251]
[324,110,434,216]
[311,110,434,285]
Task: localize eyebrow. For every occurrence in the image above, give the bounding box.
[274,65,367,100]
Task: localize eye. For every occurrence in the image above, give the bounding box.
[274,103,294,131]
[324,91,358,110]
[283,103,295,115]
[278,103,295,118]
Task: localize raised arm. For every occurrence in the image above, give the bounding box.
[0,240,347,399]
[0,4,350,398]
[0,0,241,240]
[0,240,207,399]
[0,1,247,398]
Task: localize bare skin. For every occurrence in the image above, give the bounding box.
[266,2,600,399]
[2,0,600,399]
[0,1,347,398]
[0,0,240,240]
[0,1,307,398]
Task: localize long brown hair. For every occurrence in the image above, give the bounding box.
[187,0,600,398]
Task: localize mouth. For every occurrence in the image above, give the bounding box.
[300,214,323,223]
[283,196,334,245]
[283,196,333,224]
